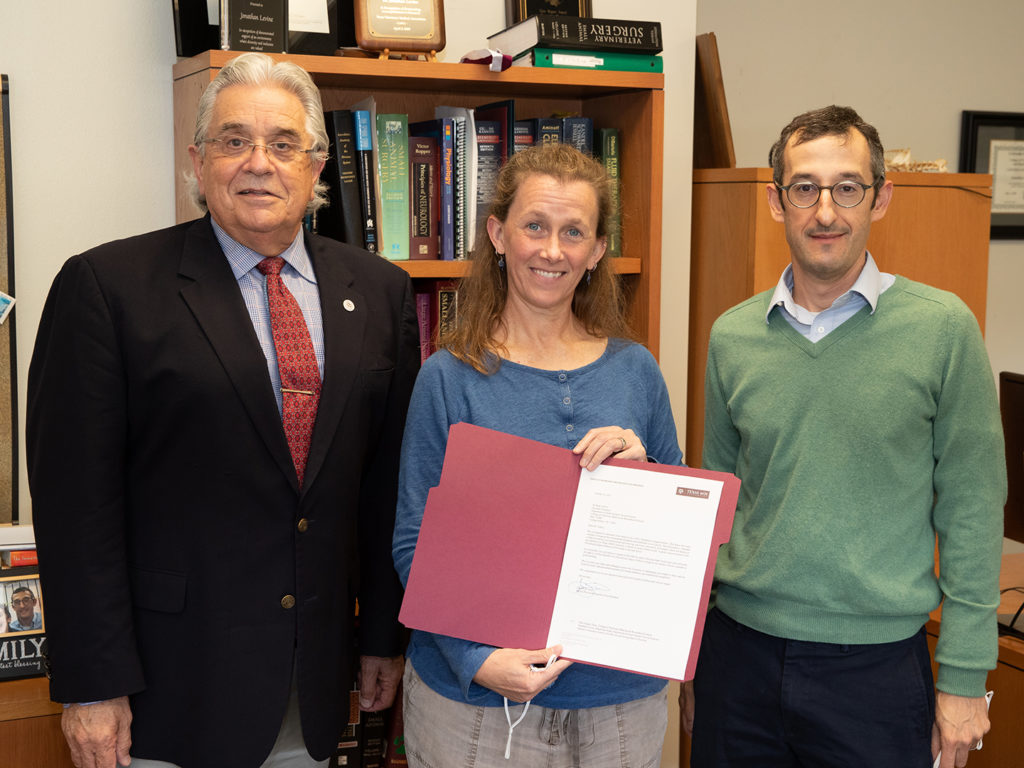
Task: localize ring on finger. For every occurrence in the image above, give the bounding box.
[618,437,627,452]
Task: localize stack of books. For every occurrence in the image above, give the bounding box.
[487,14,663,73]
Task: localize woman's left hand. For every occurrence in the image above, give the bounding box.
[572,426,646,470]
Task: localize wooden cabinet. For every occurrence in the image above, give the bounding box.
[686,168,993,466]
[0,677,73,766]
[172,51,665,357]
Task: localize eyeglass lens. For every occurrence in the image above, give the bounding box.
[785,181,869,208]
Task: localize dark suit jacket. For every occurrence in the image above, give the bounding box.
[26,216,419,767]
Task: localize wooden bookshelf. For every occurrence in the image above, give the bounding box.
[172,50,665,356]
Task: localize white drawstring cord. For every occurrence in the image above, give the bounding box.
[503,697,531,759]
[502,654,558,760]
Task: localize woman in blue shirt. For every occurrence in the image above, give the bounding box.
[393,143,682,767]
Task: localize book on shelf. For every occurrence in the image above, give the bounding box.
[410,118,456,260]
[361,709,388,768]
[512,47,664,72]
[505,0,593,27]
[383,683,408,766]
[352,109,379,253]
[597,127,621,256]
[435,106,477,254]
[513,120,535,154]
[529,117,563,146]
[415,291,432,364]
[0,549,37,568]
[474,100,515,166]
[375,114,410,261]
[560,116,593,156]
[334,688,362,767]
[408,136,440,260]
[486,14,663,59]
[433,279,459,351]
[475,121,502,236]
[0,569,47,680]
[320,109,363,246]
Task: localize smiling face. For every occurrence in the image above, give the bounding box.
[188,84,325,256]
[11,589,35,624]
[486,173,607,320]
[767,128,893,306]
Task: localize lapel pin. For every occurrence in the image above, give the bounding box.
[343,299,355,312]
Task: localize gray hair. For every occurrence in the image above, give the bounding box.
[186,52,329,214]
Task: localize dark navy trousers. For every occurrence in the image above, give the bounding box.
[691,607,935,767]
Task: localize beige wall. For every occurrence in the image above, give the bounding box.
[697,0,1024,383]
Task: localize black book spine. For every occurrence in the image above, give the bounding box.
[536,14,662,53]
[320,110,362,245]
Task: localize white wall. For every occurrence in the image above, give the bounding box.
[1,6,693,762]
[1,2,179,522]
[697,0,1024,384]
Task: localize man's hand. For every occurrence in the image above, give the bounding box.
[359,655,404,711]
[61,697,132,768]
[931,691,991,768]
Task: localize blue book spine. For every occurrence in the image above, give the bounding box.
[353,110,378,253]
[439,118,455,261]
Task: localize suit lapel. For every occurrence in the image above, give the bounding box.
[303,235,367,493]
[177,218,297,490]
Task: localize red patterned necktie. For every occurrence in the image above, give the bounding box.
[257,256,321,488]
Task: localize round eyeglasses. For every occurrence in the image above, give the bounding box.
[775,179,878,209]
[203,135,316,164]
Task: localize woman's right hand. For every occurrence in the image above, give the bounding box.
[473,645,573,702]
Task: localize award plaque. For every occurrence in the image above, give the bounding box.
[221,0,288,52]
[353,0,445,55]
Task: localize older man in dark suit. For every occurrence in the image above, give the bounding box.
[27,53,418,768]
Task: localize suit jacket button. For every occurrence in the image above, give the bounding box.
[280,594,296,610]
[297,518,309,533]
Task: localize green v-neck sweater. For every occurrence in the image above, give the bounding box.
[703,276,1006,696]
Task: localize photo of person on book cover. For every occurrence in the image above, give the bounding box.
[1,575,45,635]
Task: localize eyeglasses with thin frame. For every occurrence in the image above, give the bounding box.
[203,135,317,164]
[775,179,879,209]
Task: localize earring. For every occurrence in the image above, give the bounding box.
[586,267,594,286]
[497,252,505,269]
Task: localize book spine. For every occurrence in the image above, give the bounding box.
[439,120,455,261]
[452,117,468,259]
[531,117,562,146]
[475,121,502,229]
[536,15,663,53]
[321,110,362,245]
[353,110,378,253]
[561,116,593,156]
[598,127,621,257]
[409,136,439,260]
[376,114,410,261]
[513,120,535,154]
[415,291,432,364]
[435,280,458,349]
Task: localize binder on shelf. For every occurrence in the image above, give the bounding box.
[513,47,663,73]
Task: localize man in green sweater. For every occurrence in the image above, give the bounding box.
[688,106,1006,768]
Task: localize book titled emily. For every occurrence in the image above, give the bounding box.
[486,14,663,60]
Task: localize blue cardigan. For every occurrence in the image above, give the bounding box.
[393,338,683,708]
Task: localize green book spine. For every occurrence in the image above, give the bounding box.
[598,127,621,256]
[522,47,663,73]
[375,114,410,260]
